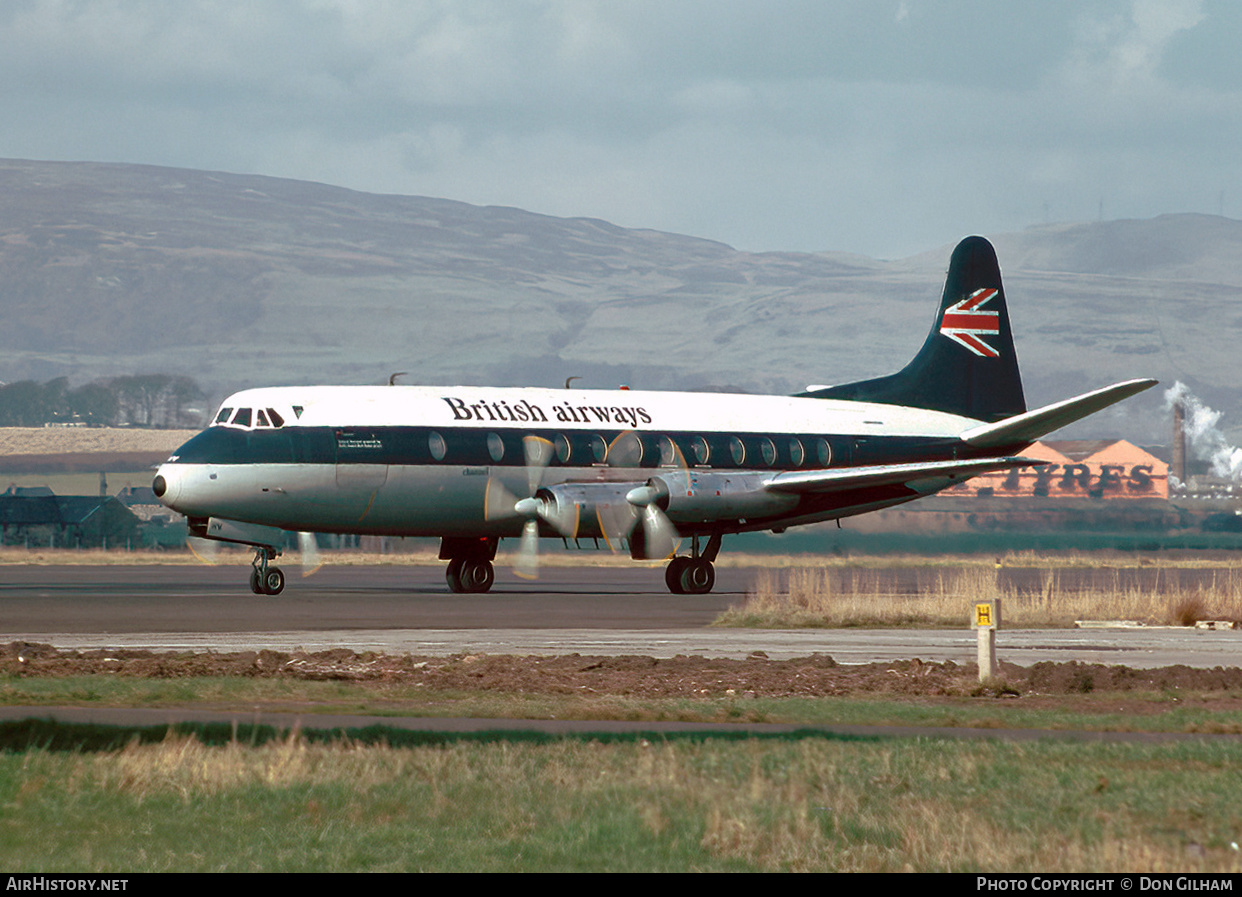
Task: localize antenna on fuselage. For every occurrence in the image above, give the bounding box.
[564,376,582,389]
[388,372,408,386]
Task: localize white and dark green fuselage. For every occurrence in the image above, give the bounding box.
[156,385,993,537]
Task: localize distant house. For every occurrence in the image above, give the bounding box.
[3,484,54,497]
[943,440,1168,500]
[0,493,141,547]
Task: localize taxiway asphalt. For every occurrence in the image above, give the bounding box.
[2,563,1241,667]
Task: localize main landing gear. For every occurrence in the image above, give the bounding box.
[664,533,722,595]
[249,546,286,596]
[438,534,719,595]
[446,557,495,593]
[441,536,498,594]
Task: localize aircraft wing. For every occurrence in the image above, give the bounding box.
[763,456,1044,495]
[960,379,1158,450]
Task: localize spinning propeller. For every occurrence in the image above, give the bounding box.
[595,432,682,561]
[187,530,324,578]
[186,534,223,566]
[297,531,324,577]
[484,436,579,577]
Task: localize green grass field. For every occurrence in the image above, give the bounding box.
[2,722,1241,872]
[3,674,1242,872]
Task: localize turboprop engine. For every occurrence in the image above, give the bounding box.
[632,470,800,524]
[536,471,799,546]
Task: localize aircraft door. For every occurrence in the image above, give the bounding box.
[334,428,390,491]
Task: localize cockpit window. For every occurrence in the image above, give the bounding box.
[212,404,292,430]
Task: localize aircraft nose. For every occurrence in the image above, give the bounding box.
[152,466,181,508]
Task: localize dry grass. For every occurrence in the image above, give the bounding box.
[0,427,196,456]
[721,564,1242,628]
[7,546,1242,570]
[7,732,1242,871]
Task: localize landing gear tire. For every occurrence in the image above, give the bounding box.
[682,558,715,594]
[665,556,691,594]
[261,566,286,596]
[446,558,495,594]
[446,557,465,593]
[249,568,264,595]
[666,557,714,594]
[464,560,495,593]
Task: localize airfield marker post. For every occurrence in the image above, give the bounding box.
[973,598,1001,681]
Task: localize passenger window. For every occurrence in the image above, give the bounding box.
[589,434,608,464]
[788,438,805,466]
[487,433,505,463]
[815,438,832,466]
[759,437,776,467]
[215,407,233,424]
[232,408,252,427]
[554,434,571,464]
[428,431,447,461]
[728,436,746,466]
[267,408,285,427]
[690,436,710,465]
[657,436,680,467]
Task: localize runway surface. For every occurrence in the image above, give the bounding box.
[3,563,1241,667]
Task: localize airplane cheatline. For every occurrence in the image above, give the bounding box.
[153,236,1156,595]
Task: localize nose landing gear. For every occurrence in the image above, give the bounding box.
[249,546,285,596]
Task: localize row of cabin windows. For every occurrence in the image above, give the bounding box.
[175,425,851,468]
[422,430,832,468]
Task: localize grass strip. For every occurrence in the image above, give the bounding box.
[4,727,1242,871]
[6,673,1242,733]
[0,718,885,754]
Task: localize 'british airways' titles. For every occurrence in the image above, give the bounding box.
[442,396,653,428]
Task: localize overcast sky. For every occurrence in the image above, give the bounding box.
[1,0,1237,258]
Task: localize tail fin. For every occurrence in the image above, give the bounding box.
[799,236,1025,422]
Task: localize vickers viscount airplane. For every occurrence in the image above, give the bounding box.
[153,236,1156,595]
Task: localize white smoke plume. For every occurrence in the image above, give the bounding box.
[1165,381,1242,481]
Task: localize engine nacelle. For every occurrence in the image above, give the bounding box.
[535,482,642,540]
[536,471,799,538]
[650,470,798,523]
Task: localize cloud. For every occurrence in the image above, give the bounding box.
[0,1,1237,257]
[1066,0,1204,85]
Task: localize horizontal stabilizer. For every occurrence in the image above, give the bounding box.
[764,456,1044,496]
[960,379,1158,449]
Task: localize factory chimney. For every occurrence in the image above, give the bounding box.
[1172,400,1186,485]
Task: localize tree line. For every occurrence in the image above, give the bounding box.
[0,375,207,428]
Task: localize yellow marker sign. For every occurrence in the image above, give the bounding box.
[975,603,994,627]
